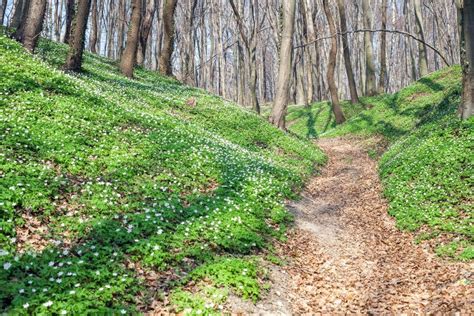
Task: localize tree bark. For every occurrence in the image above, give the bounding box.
[414,0,428,76]
[120,0,142,78]
[63,0,75,43]
[323,0,345,124]
[182,0,198,85]
[89,0,98,53]
[117,0,127,58]
[16,0,47,53]
[460,0,474,119]
[63,0,91,72]
[137,0,156,66]
[158,0,178,76]
[301,0,316,104]
[362,0,377,96]
[0,0,7,25]
[10,0,30,29]
[269,0,296,130]
[379,0,388,93]
[53,0,60,41]
[229,0,260,113]
[337,0,360,104]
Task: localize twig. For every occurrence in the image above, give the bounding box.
[294,28,451,66]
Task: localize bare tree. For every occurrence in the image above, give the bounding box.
[10,0,30,29]
[89,0,98,53]
[14,0,47,53]
[159,0,178,75]
[229,0,262,114]
[0,0,8,25]
[63,0,75,43]
[379,0,388,93]
[63,0,92,71]
[323,0,345,124]
[459,0,474,119]
[270,0,296,129]
[337,0,360,104]
[137,0,156,66]
[120,0,142,78]
[414,0,429,76]
[362,0,377,96]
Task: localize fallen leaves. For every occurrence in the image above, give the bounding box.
[266,137,474,314]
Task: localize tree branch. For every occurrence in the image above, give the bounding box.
[294,28,451,66]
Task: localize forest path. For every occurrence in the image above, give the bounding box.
[231,137,473,314]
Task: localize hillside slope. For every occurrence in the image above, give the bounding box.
[289,67,474,260]
[0,36,325,314]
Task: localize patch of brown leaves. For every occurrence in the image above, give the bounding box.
[268,137,473,314]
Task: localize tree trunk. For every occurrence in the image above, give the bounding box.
[137,0,156,66]
[120,0,142,78]
[337,0,360,104]
[63,0,91,72]
[0,0,7,25]
[63,0,75,43]
[301,0,316,104]
[229,0,260,113]
[182,0,198,85]
[379,0,388,93]
[105,0,115,58]
[89,0,98,53]
[269,0,296,130]
[248,45,260,114]
[117,0,127,58]
[362,0,377,96]
[16,0,47,53]
[460,0,474,119]
[159,0,178,76]
[323,0,345,124]
[216,1,226,98]
[53,0,60,41]
[414,0,428,76]
[10,0,30,29]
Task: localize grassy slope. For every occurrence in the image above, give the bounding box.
[289,66,474,260]
[0,36,325,314]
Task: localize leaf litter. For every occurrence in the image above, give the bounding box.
[234,137,473,315]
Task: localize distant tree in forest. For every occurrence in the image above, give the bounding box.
[459,0,474,119]
[337,0,359,104]
[362,0,377,96]
[323,0,345,124]
[269,0,296,129]
[137,0,157,66]
[9,0,30,29]
[229,0,261,114]
[63,0,92,72]
[414,0,429,77]
[64,0,76,44]
[13,0,47,53]
[159,0,178,76]
[120,0,142,78]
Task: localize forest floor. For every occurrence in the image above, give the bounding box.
[230,137,473,315]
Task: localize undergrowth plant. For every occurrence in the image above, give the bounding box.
[0,35,325,314]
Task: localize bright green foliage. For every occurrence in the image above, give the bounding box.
[289,66,473,260]
[380,94,473,260]
[188,258,261,301]
[0,35,325,313]
[170,287,228,315]
[323,67,463,141]
[286,100,367,139]
[170,258,261,314]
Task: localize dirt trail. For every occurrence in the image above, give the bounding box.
[232,137,473,315]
